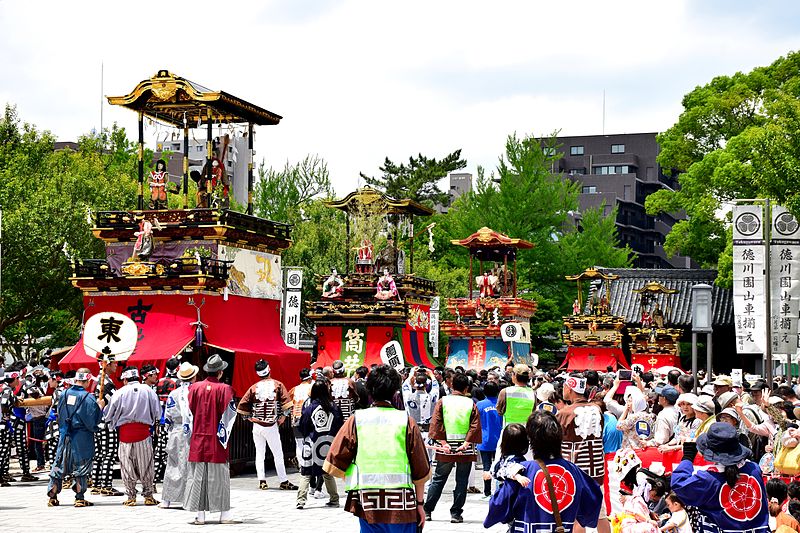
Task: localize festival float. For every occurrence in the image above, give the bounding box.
[440,227,537,369]
[626,281,683,371]
[560,268,628,370]
[57,70,309,463]
[307,187,438,371]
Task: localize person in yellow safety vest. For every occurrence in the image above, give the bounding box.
[423,372,482,524]
[496,364,536,426]
[323,365,431,533]
[492,364,536,469]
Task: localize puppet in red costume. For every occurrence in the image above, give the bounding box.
[149,159,170,210]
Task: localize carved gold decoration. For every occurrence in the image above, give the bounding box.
[122,262,150,276]
[151,78,178,101]
[106,70,281,127]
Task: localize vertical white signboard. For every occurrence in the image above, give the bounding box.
[283,269,303,348]
[733,205,767,354]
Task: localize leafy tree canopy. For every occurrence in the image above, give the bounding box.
[427,133,632,357]
[0,104,139,359]
[361,149,467,206]
[647,50,800,284]
[254,156,345,336]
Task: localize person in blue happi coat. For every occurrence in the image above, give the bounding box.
[485,410,604,532]
[46,368,104,507]
[672,422,769,533]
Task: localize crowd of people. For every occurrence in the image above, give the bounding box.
[5,354,800,532]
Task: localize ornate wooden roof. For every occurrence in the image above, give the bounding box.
[450,227,534,251]
[565,267,620,282]
[324,187,433,217]
[107,70,282,126]
[632,281,679,294]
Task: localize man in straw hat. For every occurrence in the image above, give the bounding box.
[105,366,161,506]
[45,368,104,507]
[160,362,199,509]
[184,354,240,525]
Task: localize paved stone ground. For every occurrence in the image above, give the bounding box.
[0,460,508,533]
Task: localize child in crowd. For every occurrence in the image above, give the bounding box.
[788,481,800,525]
[767,478,800,532]
[485,423,530,488]
[659,492,691,533]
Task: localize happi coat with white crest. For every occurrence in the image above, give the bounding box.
[161,380,193,503]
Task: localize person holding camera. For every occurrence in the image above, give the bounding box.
[401,366,439,456]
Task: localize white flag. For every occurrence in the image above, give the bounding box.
[216,399,238,449]
[380,340,405,370]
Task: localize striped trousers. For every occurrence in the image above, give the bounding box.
[118,436,155,499]
[0,426,11,477]
[153,426,168,483]
[92,424,119,489]
[10,417,30,475]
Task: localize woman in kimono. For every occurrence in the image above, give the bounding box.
[159,363,198,509]
[296,378,344,509]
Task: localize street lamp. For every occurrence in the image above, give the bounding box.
[691,283,713,394]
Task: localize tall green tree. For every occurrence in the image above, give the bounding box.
[253,155,345,336]
[0,105,139,358]
[254,154,332,222]
[434,133,632,358]
[646,50,800,284]
[361,149,467,206]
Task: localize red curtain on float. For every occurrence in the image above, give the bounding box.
[59,293,309,397]
[201,295,309,395]
[315,325,394,368]
[316,325,437,369]
[560,346,629,371]
[630,353,682,372]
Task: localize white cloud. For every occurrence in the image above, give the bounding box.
[1,0,799,195]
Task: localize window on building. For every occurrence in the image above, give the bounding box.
[581,186,597,194]
[543,147,556,156]
[592,165,629,175]
[196,146,203,152]
[569,168,585,175]
[623,185,632,201]
[227,160,232,167]
[611,144,625,154]
[570,145,584,156]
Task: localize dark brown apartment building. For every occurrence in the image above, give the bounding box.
[551,132,692,269]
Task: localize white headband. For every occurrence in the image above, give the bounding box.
[565,376,587,394]
[75,371,92,381]
[121,368,139,380]
[256,365,270,377]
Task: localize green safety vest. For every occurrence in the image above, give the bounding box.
[345,407,412,491]
[441,394,473,442]
[504,386,535,425]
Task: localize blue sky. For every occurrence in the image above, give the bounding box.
[1,0,799,194]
